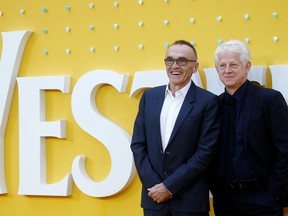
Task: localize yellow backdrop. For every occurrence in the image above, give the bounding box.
[0,0,288,215]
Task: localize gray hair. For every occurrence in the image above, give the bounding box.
[214,39,251,65]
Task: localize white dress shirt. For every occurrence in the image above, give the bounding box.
[160,81,191,151]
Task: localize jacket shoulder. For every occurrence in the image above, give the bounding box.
[250,84,284,99]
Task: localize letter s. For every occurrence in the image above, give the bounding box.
[71,70,136,197]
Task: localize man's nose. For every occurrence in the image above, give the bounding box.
[223,65,232,71]
[171,61,179,67]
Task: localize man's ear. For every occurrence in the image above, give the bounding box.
[193,62,199,73]
[246,62,252,73]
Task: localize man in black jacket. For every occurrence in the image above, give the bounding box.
[210,39,288,216]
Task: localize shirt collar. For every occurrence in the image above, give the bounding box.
[225,80,249,102]
[165,80,191,97]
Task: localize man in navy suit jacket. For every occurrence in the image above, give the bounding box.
[131,40,220,216]
[210,39,288,216]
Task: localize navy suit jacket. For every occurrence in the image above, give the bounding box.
[212,81,288,199]
[131,81,220,213]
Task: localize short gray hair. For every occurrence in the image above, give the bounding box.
[214,39,251,65]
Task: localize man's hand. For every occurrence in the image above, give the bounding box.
[147,183,173,203]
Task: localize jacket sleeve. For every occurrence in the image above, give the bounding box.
[130,91,163,189]
[265,91,288,198]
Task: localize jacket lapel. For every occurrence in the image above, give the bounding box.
[154,86,166,149]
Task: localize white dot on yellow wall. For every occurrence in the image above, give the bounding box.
[114,45,119,51]
[164,42,169,48]
[138,44,143,49]
[89,47,95,53]
[164,0,168,3]
[66,49,71,54]
[164,19,169,25]
[244,14,249,20]
[0,11,2,16]
[273,36,278,42]
[138,21,143,27]
[272,12,278,18]
[138,0,143,5]
[65,27,70,32]
[244,38,250,44]
[89,3,94,9]
[43,50,48,55]
[216,16,222,22]
[189,18,195,24]
[65,6,70,11]
[20,9,25,15]
[113,2,118,7]
[113,23,119,29]
[217,39,223,45]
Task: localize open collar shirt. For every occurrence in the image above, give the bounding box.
[160,80,191,151]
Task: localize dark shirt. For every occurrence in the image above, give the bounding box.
[224,80,257,183]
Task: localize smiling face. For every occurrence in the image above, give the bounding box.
[165,44,199,93]
[216,51,251,95]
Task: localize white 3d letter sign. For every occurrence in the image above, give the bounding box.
[0,30,288,197]
[0,31,32,193]
[71,70,136,197]
[17,76,73,196]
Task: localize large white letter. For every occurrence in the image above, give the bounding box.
[203,68,224,95]
[71,70,135,197]
[17,76,73,196]
[270,65,288,104]
[0,31,31,194]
